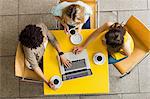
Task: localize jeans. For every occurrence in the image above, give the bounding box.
[108,55,128,64]
[82,18,90,29]
[59,18,91,30]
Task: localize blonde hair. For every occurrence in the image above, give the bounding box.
[62,4,85,24]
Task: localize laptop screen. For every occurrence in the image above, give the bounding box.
[64,59,86,71]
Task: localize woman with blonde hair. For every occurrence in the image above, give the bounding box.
[50,1,92,35]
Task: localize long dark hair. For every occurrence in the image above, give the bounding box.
[105,22,126,53]
[19,24,44,49]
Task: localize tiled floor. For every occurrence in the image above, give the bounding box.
[0,0,150,99]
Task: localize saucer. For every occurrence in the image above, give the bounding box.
[70,34,83,45]
[50,75,62,89]
[93,53,105,65]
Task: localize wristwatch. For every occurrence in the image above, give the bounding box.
[58,52,64,56]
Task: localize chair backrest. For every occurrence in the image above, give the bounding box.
[15,43,25,77]
[114,16,150,75]
[60,0,97,29]
[125,15,150,50]
[15,43,41,81]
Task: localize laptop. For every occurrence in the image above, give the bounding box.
[58,49,92,81]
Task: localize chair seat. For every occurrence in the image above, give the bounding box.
[114,16,150,76]
[15,43,41,81]
[114,34,149,75]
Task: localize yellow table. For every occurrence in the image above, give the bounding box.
[44,29,109,95]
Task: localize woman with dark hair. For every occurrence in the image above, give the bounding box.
[73,22,134,64]
[19,23,71,89]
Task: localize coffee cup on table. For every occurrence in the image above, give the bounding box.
[50,75,62,90]
[69,28,77,35]
[93,53,105,65]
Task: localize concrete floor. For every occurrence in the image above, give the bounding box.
[0,0,150,99]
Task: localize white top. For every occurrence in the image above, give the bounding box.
[50,1,93,23]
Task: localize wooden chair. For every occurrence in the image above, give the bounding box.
[15,43,42,82]
[60,0,97,29]
[114,16,150,78]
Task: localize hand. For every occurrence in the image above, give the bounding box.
[120,50,128,56]
[73,46,84,54]
[63,24,69,35]
[60,55,72,68]
[47,81,55,90]
[76,23,83,34]
[77,29,81,35]
[76,27,81,34]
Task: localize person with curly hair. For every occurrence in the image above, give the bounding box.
[19,23,71,89]
[73,22,134,64]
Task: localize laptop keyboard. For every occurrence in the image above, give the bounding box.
[62,69,92,81]
[64,59,86,71]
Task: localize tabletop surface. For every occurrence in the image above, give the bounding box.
[44,29,109,95]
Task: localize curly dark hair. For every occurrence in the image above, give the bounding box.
[19,24,44,49]
[105,22,126,53]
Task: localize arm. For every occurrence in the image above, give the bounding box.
[55,16,66,27]
[47,31,62,53]
[83,22,113,48]
[39,23,62,53]
[55,16,69,34]
[40,23,71,67]
[73,22,113,54]
[47,31,72,67]
[122,39,132,56]
[76,23,84,34]
[40,23,63,53]
[23,47,55,89]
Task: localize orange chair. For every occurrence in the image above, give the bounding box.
[114,16,150,78]
[60,0,97,29]
[15,43,42,81]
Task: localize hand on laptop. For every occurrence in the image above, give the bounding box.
[73,46,84,54]
[60,55,72,68]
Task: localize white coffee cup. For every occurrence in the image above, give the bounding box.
[50,75,62,90]
[69,28,77,35]
[93,53,105,65]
